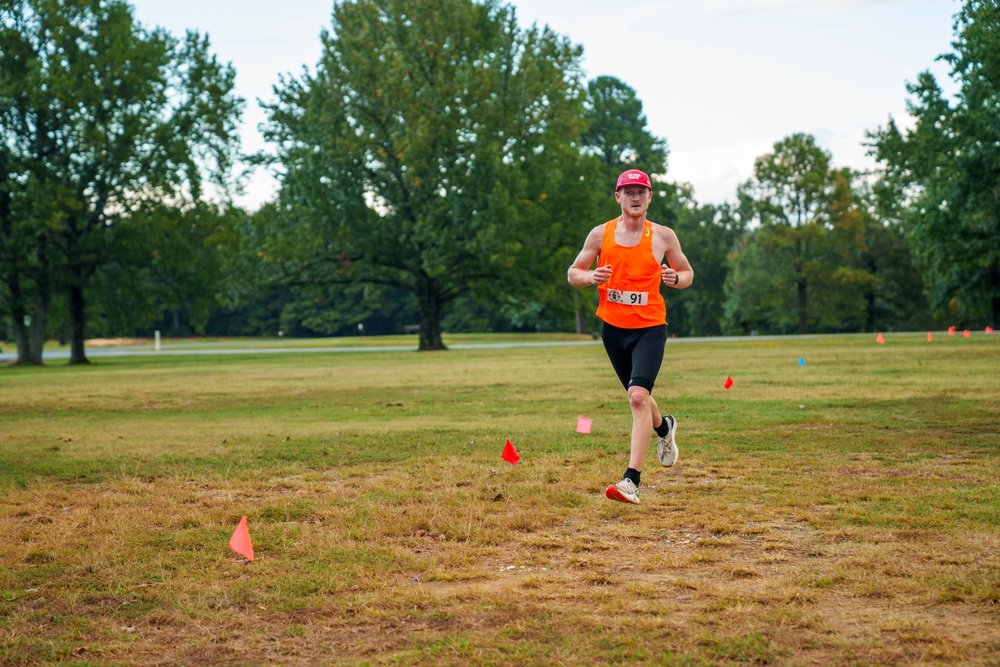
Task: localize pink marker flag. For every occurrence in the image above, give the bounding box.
[988,326,995,334]
[928,331,934,342]
[948,326,956,336]
[876,332,885,344]
[724,375,734,390]
[576,416,592,434]
[501,439,520,465]
[229,516,254,562]
[964,330,971,338]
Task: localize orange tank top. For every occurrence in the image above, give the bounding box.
[595,219,667,328]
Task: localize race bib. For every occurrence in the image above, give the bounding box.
[606,289,648,306]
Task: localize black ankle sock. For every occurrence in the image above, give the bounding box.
[654,415,671,437]
[624,467,641,487]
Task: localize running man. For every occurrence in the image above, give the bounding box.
[567,169,693,504]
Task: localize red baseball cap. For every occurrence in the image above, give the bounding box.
[616,169,652,191]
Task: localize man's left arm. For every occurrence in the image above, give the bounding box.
[657,227,693,289]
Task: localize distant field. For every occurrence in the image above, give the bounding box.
[1,333,998,665]
[0,332,594,357]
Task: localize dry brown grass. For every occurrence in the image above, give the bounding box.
[1,333,998,665]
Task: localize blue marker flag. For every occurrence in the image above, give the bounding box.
[798,357,806,367]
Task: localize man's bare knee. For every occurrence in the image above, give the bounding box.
[628,387,650,411]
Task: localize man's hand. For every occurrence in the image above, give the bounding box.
[591,265,612,286]
[661,264,678,287]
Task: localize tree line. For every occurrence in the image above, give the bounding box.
[2,0,998,362]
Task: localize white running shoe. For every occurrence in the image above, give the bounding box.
[657,414,678,467]
[606,478,640,504]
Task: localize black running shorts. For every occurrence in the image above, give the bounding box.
[601,321,667,393]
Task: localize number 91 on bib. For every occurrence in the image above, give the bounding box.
[606,289,648,306]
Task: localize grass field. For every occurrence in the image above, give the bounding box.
[1,332,998,666]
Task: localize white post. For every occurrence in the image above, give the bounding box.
[154,330,161,352]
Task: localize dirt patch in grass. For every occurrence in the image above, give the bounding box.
[2,452,997,666]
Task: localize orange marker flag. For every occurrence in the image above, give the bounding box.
[927,331,933,342]
[948,326,956,336]
[964,330,970,338]
[987,326,995,334]
[576,416,592,434]
[501,439,520,465]
[229,516,254,561]
[724,375,734,390]
[876,332,885,344]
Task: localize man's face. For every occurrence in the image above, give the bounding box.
[616,185,652,217]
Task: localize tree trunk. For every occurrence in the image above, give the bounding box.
[68,281,89,365]
[28,287,49,365]
[0,156,31,364]
[864,255,877,333]
[797,279,808,334]
[416,281,445,351]
[864,288,876,334]
[7,279,32,365]
[28,236,49,365]
[991,261,1000,330]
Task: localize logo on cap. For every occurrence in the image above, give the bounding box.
[616,169,652,190]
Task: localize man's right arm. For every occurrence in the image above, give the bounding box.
[567,225,610,287]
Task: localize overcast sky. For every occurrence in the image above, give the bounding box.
[127,0,959,210]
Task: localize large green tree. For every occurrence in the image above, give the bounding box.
[870,0,1000,327]
[855,178,934,332]
[723,134,874,335]
[582,76,667,177]
[0,0,242,363]
[260,0,586,350]
[215,202,421,338]
[90,202,236,338]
